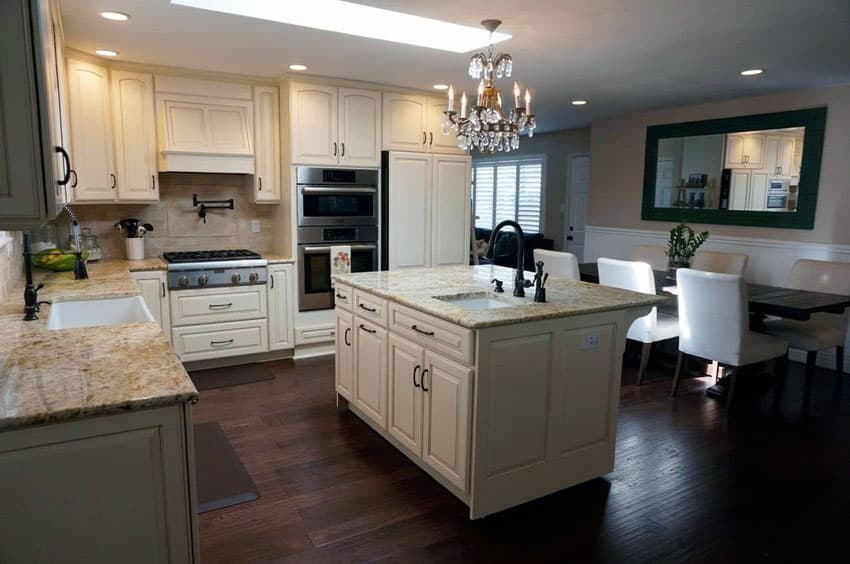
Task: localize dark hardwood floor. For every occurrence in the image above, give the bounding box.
[193,354,850,563]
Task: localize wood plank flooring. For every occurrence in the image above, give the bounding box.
[193,355,850,563]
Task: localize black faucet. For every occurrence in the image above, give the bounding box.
[484,220,533,297]
[22,230,88,321]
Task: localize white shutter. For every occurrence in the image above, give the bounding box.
[494,164,517,226]
[517,161,543,233]
[473,165,495,229]
[473,157,543,234]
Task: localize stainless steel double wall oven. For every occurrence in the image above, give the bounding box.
[296,167,379,311]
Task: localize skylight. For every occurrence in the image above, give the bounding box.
[170,0,511,53]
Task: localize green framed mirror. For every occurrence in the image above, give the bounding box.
[641,107,827,229]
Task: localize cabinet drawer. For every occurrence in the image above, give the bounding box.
[170,286,267,327]
[171,319,268,362]
[354,290,388,327]
[333,282,354,311]
[389,303,474,366]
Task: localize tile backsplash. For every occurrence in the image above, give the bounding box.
[54,173,277,260]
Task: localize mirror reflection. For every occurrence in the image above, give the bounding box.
[654,127,805,213]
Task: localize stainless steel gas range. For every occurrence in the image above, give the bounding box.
[163,250,268,290]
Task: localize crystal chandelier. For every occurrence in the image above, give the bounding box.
[442,19,536,154]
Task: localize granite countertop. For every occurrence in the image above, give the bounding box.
[0,260,198,432]
[333,264,669,329]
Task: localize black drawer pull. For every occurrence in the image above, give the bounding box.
[344,327,351,346]
[208,303,233,309]
[359,323,376,334]
[413,365,421,388]
[335,292,347,300]
[412,324,434,336]
[359,303,377,313]
[210,339,234,347]
[421,369,430,392]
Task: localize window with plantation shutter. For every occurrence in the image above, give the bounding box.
[472,157,544,233]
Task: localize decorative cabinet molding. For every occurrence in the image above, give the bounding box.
[290,81,381,167]
[383,92,466,155]
[253,86,281,202]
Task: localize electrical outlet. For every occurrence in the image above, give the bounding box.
[580,332,600,350]
[251,219,261,233]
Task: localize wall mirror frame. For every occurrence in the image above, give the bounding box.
[641,107,827,229]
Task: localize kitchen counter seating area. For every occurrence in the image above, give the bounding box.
[332,264,666,519]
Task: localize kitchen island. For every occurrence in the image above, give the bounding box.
[333,264,667,519]
[0,262,200,563]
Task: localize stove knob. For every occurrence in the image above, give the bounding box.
[178,275,189,287]
[231,273,242,284]
[198,274,209,287]
[249,272,259,283]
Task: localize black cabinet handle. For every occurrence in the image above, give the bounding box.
[54,146,71,185]
[412,324,435,336]
[70,169,78,188]
[333,142,338,156]
[359,303,377,313]
[429,132,433,146]
[210,339,234,347]
[341,142,345,157]
[161,281,166,298]
[151,175,156,191]
[258,176,263,191]
[208,303,233,309]
[110,173,116,189]
[421,368,429,392]
[413,365,421,388]
[270,274,275,289]
[422,131,427,145]
[359,323,376,334]
[335,292,347,300]
[344,327,351,346]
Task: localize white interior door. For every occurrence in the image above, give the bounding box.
[565,154,590,261]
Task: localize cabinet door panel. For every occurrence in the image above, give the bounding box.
[291,83,338,165]
[354,321,387,428]
[382,93,426,152]
[133,273,171,343]
[335,309,354,400]
[254,86,281,202]
[388,335,424,455]
[431,155,471,266]
[729,170,749,210]
[749,172,769,211]
[422,351,471,491]
[268,264,294,350]
[724,134,745,168]
[67,59,115,201]
[426,97,465,155]
[112,70,158,201]
[742,134,764,168]
[778,136,795,176]
[339,88,380,167]
[388,152,431,269]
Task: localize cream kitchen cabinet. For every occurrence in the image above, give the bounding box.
[253,85,281,202]
[290,82,381,167]
[0,0,67,229]
[724,132,765,169]
[335,308,355,401]
[353,318,388,428]
[268,263,295,350]
[763,135,796,177]
[729,169,769,211]
[111,70,159,201]
[383,93,465,155]
[131,271,171,344]
[387,152,471,269]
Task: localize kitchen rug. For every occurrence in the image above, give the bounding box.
[193,422,259,513]
[188,363,274,390]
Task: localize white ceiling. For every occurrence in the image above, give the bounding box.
[60,0,850,132]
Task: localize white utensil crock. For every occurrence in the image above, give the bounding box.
[125,238,145,261]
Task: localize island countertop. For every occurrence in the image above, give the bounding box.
[333,264,669,329]
[0,260,198,431]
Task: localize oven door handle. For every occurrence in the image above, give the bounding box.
[300,186,377,194]
[302,244,377,254]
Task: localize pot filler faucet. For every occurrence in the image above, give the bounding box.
[484,220,533,297]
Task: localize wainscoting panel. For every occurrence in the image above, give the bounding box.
[585,225,850,372]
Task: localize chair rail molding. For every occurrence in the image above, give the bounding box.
[585,224,850,373]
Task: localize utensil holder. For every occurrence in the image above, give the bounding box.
[125,238,144,261]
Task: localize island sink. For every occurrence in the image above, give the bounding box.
[47,296,155,330]
[434,293,514,311]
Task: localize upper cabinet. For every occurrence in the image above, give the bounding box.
[724,133,765,169]
[253,85,281,202]
[111,70,158,201]
[0,0,67,229]
[290,81,381,167]
[383,93,466,155]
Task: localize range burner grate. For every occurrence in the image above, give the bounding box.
[163,249,262,263]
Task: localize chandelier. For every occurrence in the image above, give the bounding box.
[442,19,536,154]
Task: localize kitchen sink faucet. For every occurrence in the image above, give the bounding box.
[484,220,533,297]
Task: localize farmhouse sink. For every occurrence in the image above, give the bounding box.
[47,296,155,330]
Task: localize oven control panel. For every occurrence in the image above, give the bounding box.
[167,267,268,290]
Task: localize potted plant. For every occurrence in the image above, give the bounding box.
[666,222,709,272]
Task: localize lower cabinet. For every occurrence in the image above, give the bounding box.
[171,319,268,362]
[354,318,388,428]
[268,264,295,350]
[132,271,171,343]
[335,308,355,400]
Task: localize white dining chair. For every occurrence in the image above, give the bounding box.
[691,250,749,276]
[630,245,669,271]
[764,259,850,404]
[673,269,788,407]
[533,249,580,281]
[598,258,679,385]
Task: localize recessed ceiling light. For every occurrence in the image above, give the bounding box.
[571,100,588,106]
[95,49,119,57]
[433,84,449,90]
[289,64,307,71]
[740,68,764,76]
[100,11,131,21]
[170,0,511,53]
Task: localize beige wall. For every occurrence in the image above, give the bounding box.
[54,173,278,259]
[474,127,591,250]
[588,84,850,244]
